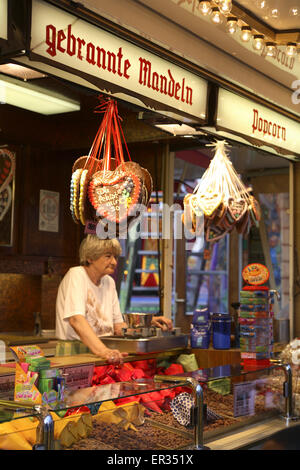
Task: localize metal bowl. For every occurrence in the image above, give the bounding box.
[123,312,154,329]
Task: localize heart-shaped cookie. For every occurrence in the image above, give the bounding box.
[228,197,247,223]
[197,190,222,217]
[70,168,82,224]
[0,185,12,221]
[88,170,143,224]
[0,149,15,193]
[206,223,228,243]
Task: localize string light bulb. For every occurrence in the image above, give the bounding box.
[219,0,232,14]
[266,42,277,57]
[226,17,238,34]
[270,8,279,18]
[240,26,252,42]
[286,42,297,57]
[289,6,299,17]
[198,1,212,16]
[256,0,268,9]
[211,7,224,25]
[252,34,265,51]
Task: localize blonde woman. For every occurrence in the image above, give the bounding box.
[56,235,172,364]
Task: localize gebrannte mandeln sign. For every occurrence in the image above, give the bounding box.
[217,88,300,156]
[30,0,208,120]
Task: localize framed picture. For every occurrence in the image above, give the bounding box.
[0,148,15,247]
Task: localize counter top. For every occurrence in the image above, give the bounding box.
[207,416,300,450]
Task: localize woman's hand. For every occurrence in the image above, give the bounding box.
[99,347,128,364]
[114,322,128,336]
[151,316,173,331]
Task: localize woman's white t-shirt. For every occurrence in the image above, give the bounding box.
[55,266,123,340]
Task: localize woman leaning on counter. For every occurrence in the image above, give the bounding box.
[55,235,172,364]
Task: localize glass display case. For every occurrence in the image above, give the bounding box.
[0,363,297,451]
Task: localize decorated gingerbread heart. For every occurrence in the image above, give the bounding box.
[88,169,143,224]
[227,197,247,223]
[197,190,222,217]
[0,149,15,194]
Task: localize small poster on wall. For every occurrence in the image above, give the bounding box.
[39,189,59,232]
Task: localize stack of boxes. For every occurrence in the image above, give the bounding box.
[239,287,273,367]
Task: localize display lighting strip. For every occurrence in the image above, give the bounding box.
[198,0,300,59]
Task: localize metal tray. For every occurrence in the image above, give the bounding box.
[99,334,189,354]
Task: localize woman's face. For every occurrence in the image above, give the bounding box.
[89,251,118,278]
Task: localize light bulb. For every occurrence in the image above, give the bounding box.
[240,26,252,42]
[289,7,299,17]
[211,8,224,25]
[266,42,277,57]
[198,1,212,16]
[270,8,279,18]
[226,17,238,34]
[286,42,297,57]
[256,0,268,9]
[219,0,232,14]
[252,34,265,51]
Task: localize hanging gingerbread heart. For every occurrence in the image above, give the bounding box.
[0,149,15,193]
[70,169,82,224]
[227,197,247,223]
[88,170,143,224]
[197,190,222,217]
[210,202,226,227]
[206,223,228,243]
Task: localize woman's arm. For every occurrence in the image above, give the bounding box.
[68,315,127,363]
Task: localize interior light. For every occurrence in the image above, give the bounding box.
[198,1,212,16]
[252,34,265,51]
[0,75,80,115]
[211,7,224,25]
[0,63,46,81]
[240,26,252,42]
[265,42,277,57]
[154,123,203,136]
[226,17,238,34]
[286,42,297,57]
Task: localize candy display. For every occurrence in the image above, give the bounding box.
[239,264,274,367]
[70,98,153,235]
[10,344,66,406]
[182,141,261,242]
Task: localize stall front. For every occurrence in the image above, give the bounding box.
[0,0,300,452]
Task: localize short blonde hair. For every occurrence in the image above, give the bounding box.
[79,235,122,266]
